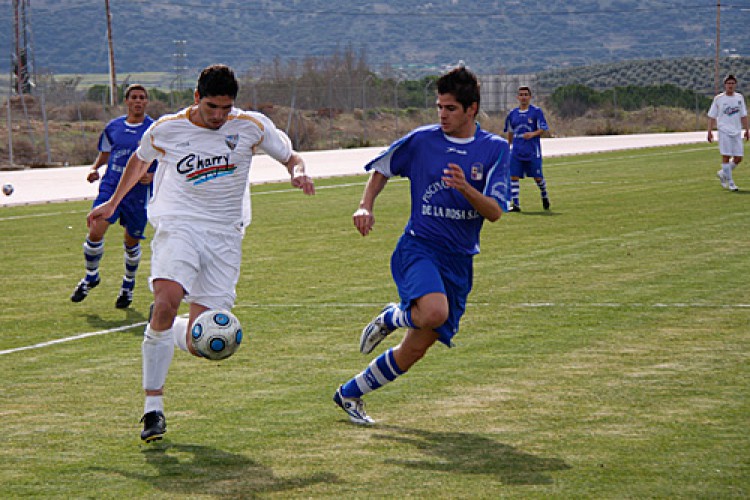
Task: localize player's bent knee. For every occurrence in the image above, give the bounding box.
[150,301,180,330]
[419,307,449,329]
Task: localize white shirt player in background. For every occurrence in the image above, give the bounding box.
[707,74,750,191]
[87,64,315,442]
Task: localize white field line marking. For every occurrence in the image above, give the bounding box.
[2,301,748,356]
[0,321,147,355]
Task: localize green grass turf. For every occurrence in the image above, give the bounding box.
[0,143,748,498]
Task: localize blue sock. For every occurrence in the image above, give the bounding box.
[83,238,104,283]
[383,304,415,330]
[511,179,520,205]
[536,178,548,199]
[341,348,404,398]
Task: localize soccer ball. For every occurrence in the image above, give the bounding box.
[190,309,243,361]
[2,183,13,196]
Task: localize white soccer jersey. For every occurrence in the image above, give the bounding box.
[136,107,292,229]
[708,92,748,136]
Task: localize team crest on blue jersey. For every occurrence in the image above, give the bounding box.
[225,134,239,150]
[471,163,484,180]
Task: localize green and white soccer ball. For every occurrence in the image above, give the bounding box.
[190,309,243,361]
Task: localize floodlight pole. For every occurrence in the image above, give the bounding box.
[105,0,117,106]
[714,1,720,95]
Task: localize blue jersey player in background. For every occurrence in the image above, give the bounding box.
[504,86,550,212]
[71,84,157,308]
[334,65,511,425]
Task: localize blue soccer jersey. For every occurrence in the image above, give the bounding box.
[503,105,549,160]
[97,115,157,201]
[366,123,510,255]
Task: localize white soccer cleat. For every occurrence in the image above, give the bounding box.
[717,170,729,189]
[360,303,398,354]
[728,181,739,192]
[333,386,374,425]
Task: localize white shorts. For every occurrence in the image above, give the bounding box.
[718,132,744,158]
[149,218,244,310]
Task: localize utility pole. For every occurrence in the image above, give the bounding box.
[105,0,117,106]
[714,1,720,95]
[172,40,187,93]
[13,0,21,95]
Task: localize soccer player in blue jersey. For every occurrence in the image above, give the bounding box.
[333,66,511,425]
[504,86,550,212]
[71,84,157,308]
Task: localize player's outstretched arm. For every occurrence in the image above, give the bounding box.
[87,152,110,183]
[87,153,150,227]
[353,171,388,236]
[285,153,315,195]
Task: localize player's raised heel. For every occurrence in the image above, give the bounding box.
[542,197,550,210]
[360,303,397,354]
[140,410,166,442]
[333,385,374,425]
[70,278,100,303]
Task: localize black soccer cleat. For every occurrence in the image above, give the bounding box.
[508,204,521,213]
[70,278,100,303]
[140,410,166,442]
[115,289,133,309]
[542,197,550,210]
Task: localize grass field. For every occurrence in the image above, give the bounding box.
[1,143,748,498]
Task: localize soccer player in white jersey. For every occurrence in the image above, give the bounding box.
[87,64,315,442]
[707,74,750,191]
[504,86,550,211]
[333,66,511,425]
[71,84,157,308]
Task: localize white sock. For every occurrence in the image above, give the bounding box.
[730,162,737,171]
[172,316,189,352]
[144,395,163,415]
[722,163,734,181]
[142,325,174,392]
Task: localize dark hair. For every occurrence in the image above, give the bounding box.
[724,74,737,84]
[196,64,239,99]
[124,84,148,99]
[518,85,532,95]
[436,65,480,112]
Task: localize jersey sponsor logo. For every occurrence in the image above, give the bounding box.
[723,105,742,117]
[225,134,239,150]
[176,153,237,185]
[421,204,480,220]
[422,179,448,203]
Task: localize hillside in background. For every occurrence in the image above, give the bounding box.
[537,57,750,94]
[2,0,748,79]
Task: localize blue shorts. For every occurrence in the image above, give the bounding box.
[391,234,473,347]
[509,155,543,179]
[93,186,149,240]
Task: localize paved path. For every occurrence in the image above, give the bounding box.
[0,131,708,207]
